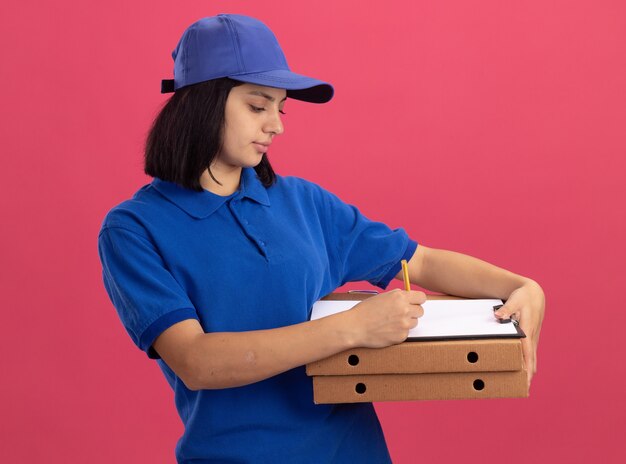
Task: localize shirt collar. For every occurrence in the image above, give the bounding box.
[151,167,271,219]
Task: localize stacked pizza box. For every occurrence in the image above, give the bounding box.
[306,293,528,404]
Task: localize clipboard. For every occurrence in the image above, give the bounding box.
[314,293,526,341]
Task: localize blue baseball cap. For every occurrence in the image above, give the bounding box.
[161,14,334,103]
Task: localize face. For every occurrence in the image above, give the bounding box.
[214,83,286,170]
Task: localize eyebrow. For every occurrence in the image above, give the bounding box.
[247,90,287,102]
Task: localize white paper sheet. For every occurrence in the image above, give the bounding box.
[310,299,521,339]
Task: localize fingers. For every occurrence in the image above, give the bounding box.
[401,289,427,305]
[494,302,517,322]
[404,300,424,331]
[390,288,426,304]
[407,302,424,317]
[522,337,535,370]
[406,292,425,327]
[521,337,535,388]
[389,289,426,317]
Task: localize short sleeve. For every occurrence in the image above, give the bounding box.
[319,187,418,289]
[98,226,199,359]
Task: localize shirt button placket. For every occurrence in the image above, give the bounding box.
[230,200,268,259]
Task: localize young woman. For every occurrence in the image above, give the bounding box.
[98,14,545,463]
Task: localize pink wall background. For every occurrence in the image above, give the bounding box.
[2,1,625,462]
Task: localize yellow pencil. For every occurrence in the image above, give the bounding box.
[401,259,411,291]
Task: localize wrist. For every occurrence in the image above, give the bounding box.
[523,278,545,302]
[519,277,541,293]
[506,278,545,308]
[328,309,362,350]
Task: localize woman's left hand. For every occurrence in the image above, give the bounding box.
[494,280,546,389]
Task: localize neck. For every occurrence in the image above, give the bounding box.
[200,165,243,196]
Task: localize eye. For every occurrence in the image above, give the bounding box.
[249,104,286,115]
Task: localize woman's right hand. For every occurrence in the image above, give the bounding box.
[345,289,426,348]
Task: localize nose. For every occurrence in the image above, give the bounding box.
[263,109,284,136]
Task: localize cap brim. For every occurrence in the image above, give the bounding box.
[229,69,334,104]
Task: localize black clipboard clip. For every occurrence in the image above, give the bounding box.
[493,304,518,325]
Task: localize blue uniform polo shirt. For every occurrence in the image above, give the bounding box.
[98,167,418,463]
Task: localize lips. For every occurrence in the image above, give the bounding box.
[252,142,270,153]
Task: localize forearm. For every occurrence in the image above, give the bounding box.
[413,247,533,299]
[186,312,357,390]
